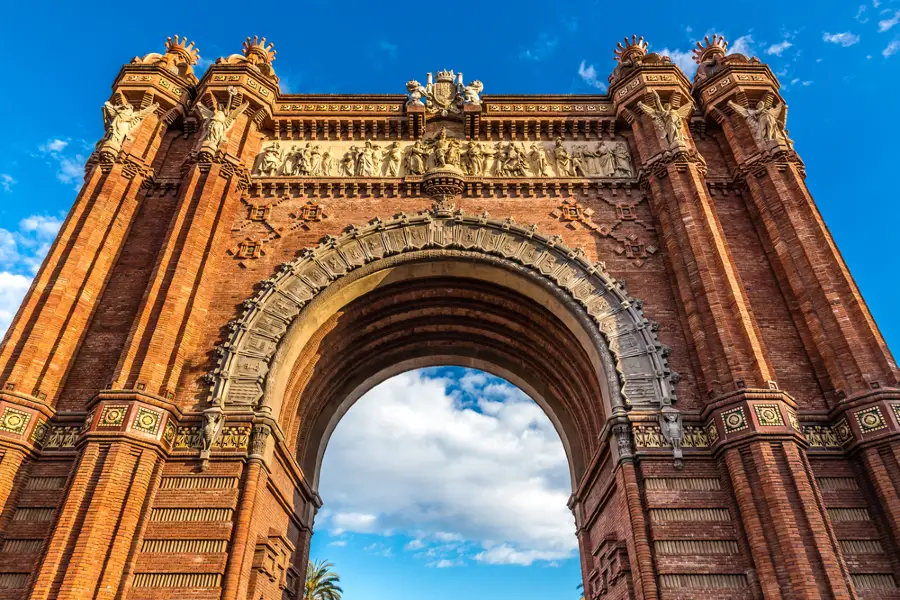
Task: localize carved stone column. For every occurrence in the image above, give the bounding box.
[0,39,195,411]
[110,38,277,400]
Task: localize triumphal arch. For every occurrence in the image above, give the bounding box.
[0,33,898,599]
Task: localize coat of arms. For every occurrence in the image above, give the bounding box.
[405,70,484,116]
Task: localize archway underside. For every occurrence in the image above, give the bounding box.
[280,274,607,486]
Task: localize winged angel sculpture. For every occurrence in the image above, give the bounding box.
[637,91,693,147]
[101,100,159,150]
[727,99,788,143]
[195,88,250,152]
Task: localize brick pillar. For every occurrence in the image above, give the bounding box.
[221,425,271,600]
[28,398,173,600]
[706,391,856,598]
[694,44,898,401]
[0,62,191,408]
[609,47,773,399]
[111,71,273,399]
[693,38,900,595]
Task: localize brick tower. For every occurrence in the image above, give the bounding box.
[0,33,898,599]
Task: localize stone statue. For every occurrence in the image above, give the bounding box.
[460,80,484,105]
[405,139,428,176]
[259,142,283,176]
[460,141,483,175]
[660,409,684,468]
[728,99,787,143]
[321,148,334,176]
[529,143,551,177]
[595,143,616,177]
[571,146,588,176]
[309,144,324,176]
[199,410,224,451]
[101,99,159,151]
[499,143,530,177]
[637,90,693,147]
[195,89,250,152]
[406,80,427,106]
[385,141,402,177]
[613,144,633,177]
[426,127,461,169]
[339,150,355,177]
[553,138,575,176]
[356,140,379,176]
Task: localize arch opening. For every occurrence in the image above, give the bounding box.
[310,367,582,599]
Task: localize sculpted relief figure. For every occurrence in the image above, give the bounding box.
[554,138,575,176]
[529,143,552,176]
[425,127,462,169]
[461,141,484,175]
[614,144,633,177]
[405,139,428,175]
[101,99,159,151]
[356,140,380,176]
[385,141,402,177]
[637,90,693,147]
[259,141,283,176]
[499,143,530,177]
[196,89,250,152]
[728,99,788,143]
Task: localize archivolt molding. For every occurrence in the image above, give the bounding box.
[207,206,677,415]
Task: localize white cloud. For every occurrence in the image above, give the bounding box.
[884,40,900,57]
[873,0,881,6]
[0,214,63,278]
[520,33,558,61]
[577,61,607,91]
[0,174,14,192]
[879,11,900,31]
[823,32,861,46]
[328,540,347,547]
[0,272,31,338]
[317,369,576,566]
[857,4,870,22]
[767,40,793,56]
[38,138,86,188]
[729,34,756,56]
[657,48,697,77]
[40,139,68,153]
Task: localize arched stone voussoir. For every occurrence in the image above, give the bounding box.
[206,205,677,415]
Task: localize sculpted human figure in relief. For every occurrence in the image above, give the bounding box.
[637,90,693,147]
[195,89,250,151]
[727,99,787,143]
[101,99,159,150]
[553,138,575,176]
[529,143,551,177]
[405,139,428,175]
[259,142,282,176]
[385,141,402,177]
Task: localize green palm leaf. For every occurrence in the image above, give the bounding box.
[305,559,343,600]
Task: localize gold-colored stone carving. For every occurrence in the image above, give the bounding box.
[98,404,128,427]
[855,407,887,433]
[132,407,162,435]
[0,407,31,435]
[754,403,783,427]
[722,407,748,433]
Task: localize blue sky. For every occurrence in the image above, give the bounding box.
[2,1,899,598]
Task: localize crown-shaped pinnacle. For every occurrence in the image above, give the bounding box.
[165,34,200,65]
[243,35,276,64]
[614,35,649,63]
[693,34,728,63]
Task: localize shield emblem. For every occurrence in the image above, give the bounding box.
[433,81,455,108]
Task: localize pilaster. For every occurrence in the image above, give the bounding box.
[693,36,899,402]
[0,38,196,410]
[111,38,277,400]
[609,38,773,399]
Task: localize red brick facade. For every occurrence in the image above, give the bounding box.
[0,33,898,599]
